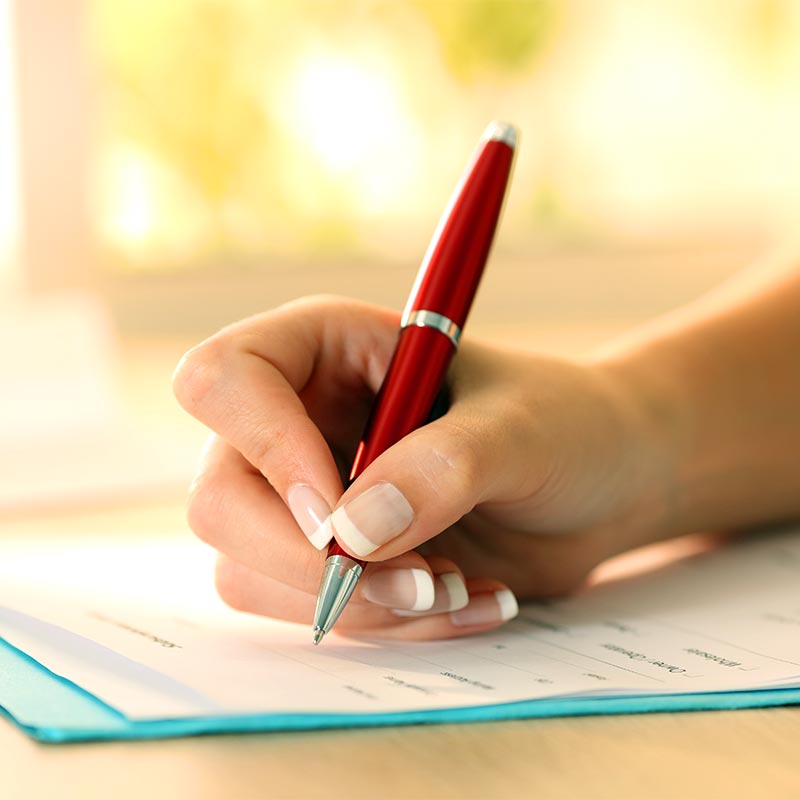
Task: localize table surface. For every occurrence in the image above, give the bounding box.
[4,310,800,800]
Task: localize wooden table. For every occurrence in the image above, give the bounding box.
[3,502,800,800]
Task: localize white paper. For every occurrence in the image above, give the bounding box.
[1,529,800,720]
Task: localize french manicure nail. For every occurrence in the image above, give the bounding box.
[440,573,469,611]
[287,484,333,550]
[331,482,414,557]
[394,572,469,616]
[363,568,435,611]
[450,589,519,627]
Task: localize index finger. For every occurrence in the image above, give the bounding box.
[172,295,398,545]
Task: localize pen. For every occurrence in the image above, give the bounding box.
[312,121,518,644]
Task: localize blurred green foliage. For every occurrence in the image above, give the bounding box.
[93,0,270,207]
[742,0,795,73]
[414,0,556,80]
[91,0,557,266]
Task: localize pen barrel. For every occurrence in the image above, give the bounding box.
[321,122,517,626]
[327,326,453,562]
[350,325,455,482]
[403,137,515,330]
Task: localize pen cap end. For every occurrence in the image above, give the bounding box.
[482,121,517,150]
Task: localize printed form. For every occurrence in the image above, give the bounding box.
[1,528,800,721]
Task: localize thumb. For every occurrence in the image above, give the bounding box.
[329,409,525,561]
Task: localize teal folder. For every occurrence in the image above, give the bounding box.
[3,635,800,744]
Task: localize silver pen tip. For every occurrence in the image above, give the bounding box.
[482,121,517,150]
[312,627,325,646]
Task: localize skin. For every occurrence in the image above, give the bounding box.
[172,253,800,641]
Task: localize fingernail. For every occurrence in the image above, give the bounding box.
[287,484,333,550]
[363,568,434,611]
[450,589,519,627]
[331,482,413,557]
[393,572,469,616]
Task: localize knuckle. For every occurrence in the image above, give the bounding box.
[245,414,304,476]
[289,293,329,311]
[214,558,250,612]
[427,419,486,501]
[284,293,348,313]
[172,340,226,414]
[185,469,228,547]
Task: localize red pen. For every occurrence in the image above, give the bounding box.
[312,122,517,644]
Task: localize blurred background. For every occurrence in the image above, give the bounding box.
[2,0,798,517]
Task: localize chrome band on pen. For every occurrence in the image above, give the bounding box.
[400,310,461,348]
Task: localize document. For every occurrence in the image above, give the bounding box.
[2,527,800,741]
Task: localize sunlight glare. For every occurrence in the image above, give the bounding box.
[101,147,157,251]
[288,49,422,215]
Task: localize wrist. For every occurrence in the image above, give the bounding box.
[587,342,689,551]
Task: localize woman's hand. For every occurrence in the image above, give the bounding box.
[173,295,668,640]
